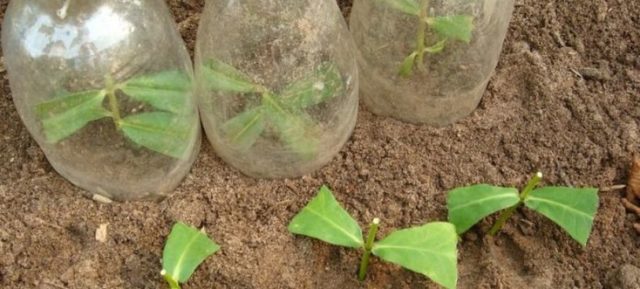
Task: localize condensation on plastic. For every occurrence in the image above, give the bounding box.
[2,0,200,201]
[350,0,514,125]
[195,0,359,178]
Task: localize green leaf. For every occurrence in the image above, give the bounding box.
[399,52,417,77]
[222,107,266,151]
[424,39,447,54]
[372,222,458,289]
[524,187,599,246]
[121,70,191,113]
[288,186,364,248]
[265,104,318,159]
[35,90,110,143]
[379,0,421,16]
[279,63,344,110]
[447,185,521,234]
[119,112,195,159]
[162,222,220,284]
[201,59,260,93]
[428,15,474,43]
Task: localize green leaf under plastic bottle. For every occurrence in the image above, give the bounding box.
[222,107,266,151]
[201,59,260,93]
[162,222,220,285]
[279,63,344,110]
[288,186,364,248]
[266,104,318,159]
[36,90,110,143]
[121,70,191,114]
[428,15,474,43]
[119,112,194,159]
[372,222,459,289]
[399,52,418,77]
[524,187,599,246]
[379,0,420,16]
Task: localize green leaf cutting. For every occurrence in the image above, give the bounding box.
[206,59,344,158]
[265,104,318,159]
[119,112,194,159]
[399,52,418,77]
[280,63,344,110]
[200,59,260,93]
[222,107,266,151]
[379,0,420,16]
[448,185,520,234]
[446,172,600,246]
[427,15,475,43]
[289,185,460,287]
[373,222,458,289]
[162,222,220,286]
[524,187,599,246]
[379,0,475,75]
[121,70,191,113]
[34,71,196,159]
[36,90,110,143]
[288,186,364,248]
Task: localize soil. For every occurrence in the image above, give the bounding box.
[1,0,639,289]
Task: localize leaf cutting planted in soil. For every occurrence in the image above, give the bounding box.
[447,172,600,246]
[201,60,344,158]
[379,0,475,76]
[289,186,459,289]
[162,222,220,289]
[35,71,194,159]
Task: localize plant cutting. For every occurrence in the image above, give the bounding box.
[288,186,458,289]
[2,0,200,200]
[350,0,514,125]
[36,71,194,159]
[379,0,474,76]
[161,222,220,289]
[195,0,359,179]
[200,59,343,158]
[447,172,600,246]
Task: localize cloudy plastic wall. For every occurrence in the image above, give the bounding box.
[350,0,514,125]
[2,0,200,200]
[196,0,359,178]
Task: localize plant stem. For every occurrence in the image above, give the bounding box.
[488,172,543,236]
[415,0,430,71]
[161,270,181,289]
[358,218,380,281]
[105,75,122,127]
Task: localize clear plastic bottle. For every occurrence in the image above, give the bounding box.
[195,0,359,178]
[350,0,514,125]
[2,0,201,201]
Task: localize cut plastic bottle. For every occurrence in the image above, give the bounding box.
[195,0,359,178]
[2,0,201,201]
[350,0,515,125]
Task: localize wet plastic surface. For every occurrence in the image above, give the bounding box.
[350,0,514,125]
[2,0,200,200]
[195,0,359,178]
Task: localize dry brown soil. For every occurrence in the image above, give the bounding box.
[1,0,640,288]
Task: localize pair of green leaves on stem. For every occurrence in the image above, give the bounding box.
[200,59,344,158]
[288,186,459,289]
[447,173,600,246]
[379,0,474,76]
[35,71,194,159]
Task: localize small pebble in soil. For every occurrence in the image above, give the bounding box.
[92,194,113,204]
[95,223,108,243]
